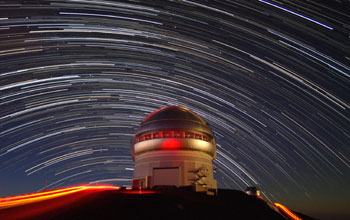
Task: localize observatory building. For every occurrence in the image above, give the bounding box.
[131,106,217,194]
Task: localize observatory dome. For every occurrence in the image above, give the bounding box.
[131,106,216,159]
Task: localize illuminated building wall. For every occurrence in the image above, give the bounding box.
[131,106,217,194]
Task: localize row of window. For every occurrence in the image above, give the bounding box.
[136,131,209,143]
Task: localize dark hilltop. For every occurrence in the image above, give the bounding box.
[0,187,317,220]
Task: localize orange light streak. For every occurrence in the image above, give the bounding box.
[0,185,119,210]
[274,203,302,220]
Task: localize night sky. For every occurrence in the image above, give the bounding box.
[0,0,349,219]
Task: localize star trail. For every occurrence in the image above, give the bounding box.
[0,0,349,219]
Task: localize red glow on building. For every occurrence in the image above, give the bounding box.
[161,138,181,149]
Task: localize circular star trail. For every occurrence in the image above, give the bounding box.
[0,1,349,218]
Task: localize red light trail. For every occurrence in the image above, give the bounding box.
[0,185,120,210]
[274,203,302,220]
[0,185,157,220]
[0,186,305,220]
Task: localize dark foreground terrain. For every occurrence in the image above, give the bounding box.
[0,187,316,220]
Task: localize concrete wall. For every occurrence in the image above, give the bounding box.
[132,150,217,190]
